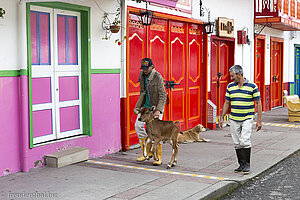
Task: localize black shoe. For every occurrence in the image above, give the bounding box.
[234,165,244,173]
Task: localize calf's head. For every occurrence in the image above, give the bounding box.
[138,107,154,122]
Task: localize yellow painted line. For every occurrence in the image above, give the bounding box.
[261,122,300,128]
[86,160,229,181]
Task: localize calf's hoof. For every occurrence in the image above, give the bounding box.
[146,156,152,160]
[171,163,176,167]
[166,165,171,169]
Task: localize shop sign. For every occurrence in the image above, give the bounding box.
[217,17,234,38]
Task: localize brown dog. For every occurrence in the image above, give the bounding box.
[177,124,209,144]
[137,107,179,169]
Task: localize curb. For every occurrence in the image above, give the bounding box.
[184,181,239,200]
[200,181,239,200]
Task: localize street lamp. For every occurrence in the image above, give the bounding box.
[138,1,154,26]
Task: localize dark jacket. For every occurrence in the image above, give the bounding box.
[135,69,166,113]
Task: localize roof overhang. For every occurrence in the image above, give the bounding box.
[255,17,300,31]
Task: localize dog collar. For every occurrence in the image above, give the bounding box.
[147,118,155,123]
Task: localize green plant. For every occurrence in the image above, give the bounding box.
[112,7,121,26]
[0,8,5,18]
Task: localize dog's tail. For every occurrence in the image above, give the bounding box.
[175,121,183,134]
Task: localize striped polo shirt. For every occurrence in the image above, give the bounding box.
[225,79,261,122]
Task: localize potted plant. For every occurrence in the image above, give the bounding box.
[110,8,121,33]
[0,8,5,18]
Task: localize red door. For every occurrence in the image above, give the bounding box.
[270,38,283,108]
[169,21,187,129]
[187,23,203,128]
[148,18,169,120]
[254,37,265,111]
[125,11,206,147]
[210,37,234,116]
[127,14,147,146]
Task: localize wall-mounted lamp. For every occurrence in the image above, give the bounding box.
[138,1,154,26]
[0,8,6,18]
[203,10,215,34]
[204,21,215,34]
[200,0,215,34]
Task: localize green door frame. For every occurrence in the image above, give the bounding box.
[294,44,300,96]
[26,2,92,148]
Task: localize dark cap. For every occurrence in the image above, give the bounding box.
[140,58,153,69]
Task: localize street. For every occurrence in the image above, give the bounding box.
[222,150,300,200]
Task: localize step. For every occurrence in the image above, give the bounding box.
[45,147,89,168]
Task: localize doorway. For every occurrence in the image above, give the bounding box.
[270,37,283,108]
[295,45,300,96]
[254,36,266,111]
[210,36,234,116]
[30,6,83,144]
[125,10,207,147]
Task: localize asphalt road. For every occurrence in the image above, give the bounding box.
[222,150,300,200]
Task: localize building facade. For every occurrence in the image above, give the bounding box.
[0,0,299,176]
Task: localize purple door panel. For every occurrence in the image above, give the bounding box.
[32,77,52,105]
[60,106,80,132]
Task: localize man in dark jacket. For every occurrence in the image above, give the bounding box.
[134,58,166,165]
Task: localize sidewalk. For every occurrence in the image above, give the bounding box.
[1,107,300,200]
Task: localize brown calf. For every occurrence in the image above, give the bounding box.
[138,107,179,169]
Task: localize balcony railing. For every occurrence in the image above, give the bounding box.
[255,0,279,17]
[255,0,300,31]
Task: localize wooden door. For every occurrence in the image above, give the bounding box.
[54,10,82,139]
[270,39,283,108]
[127,14,147,146]
[148,18,169,120]
[169,21,187,129]
[210,37,234,116]
[295,46,300,96]
[31,7,56,144]
[126,11,205,147]
[254,37,265,111]
[31,6,82,144]
[187,24,202,128]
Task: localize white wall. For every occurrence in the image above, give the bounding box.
[201,0,254,91]
[0,0,18,70]
[89,0,122,69]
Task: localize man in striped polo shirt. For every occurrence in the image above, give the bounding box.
[219,65,262,174]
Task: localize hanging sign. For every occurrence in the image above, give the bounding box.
[217,17,234,38]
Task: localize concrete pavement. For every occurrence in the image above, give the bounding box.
[1,107,300,200]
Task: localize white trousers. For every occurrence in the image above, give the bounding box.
[230,119,253,149]
[135,113,163,140]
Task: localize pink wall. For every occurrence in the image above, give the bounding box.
[0,74,121,176]
[0,77,21,176]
